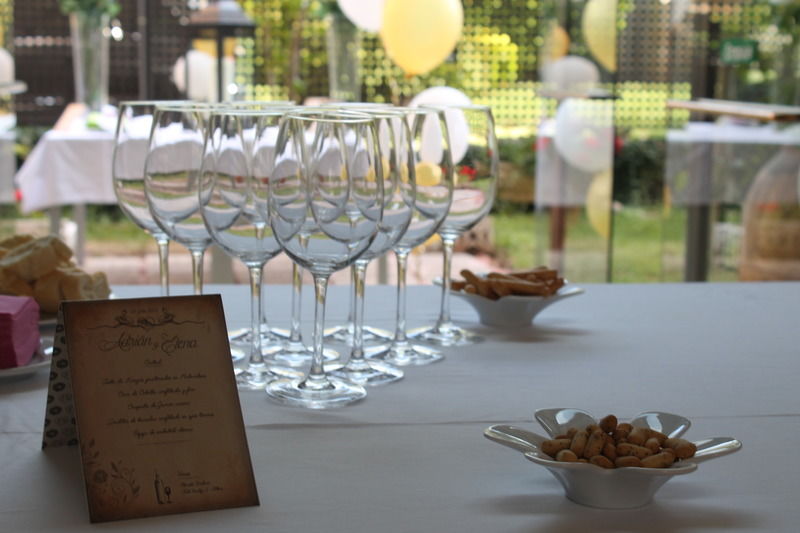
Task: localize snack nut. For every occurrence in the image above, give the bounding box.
[540,414,696,470]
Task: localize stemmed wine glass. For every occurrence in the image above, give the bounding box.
[329,108,414,386]
[368,107,454,365]
[113,101,188,295]
[266,110,384,408]
[144,103,213,295]
[321,102,395,345]
[409,104,499,346]
[199,108,300,389]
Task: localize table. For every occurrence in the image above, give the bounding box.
[14,125,116,264]
[1,283,799,531]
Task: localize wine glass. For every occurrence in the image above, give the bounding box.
[144,103,213,295]
[200,108,300,389]
[215,100,300,344]
[265,109,384,408]
[329,108,415,386]
[409,104,499,346]
[113,101,189,295]
[368,107,454,365]
[320,102,395,345]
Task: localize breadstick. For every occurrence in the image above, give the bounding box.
[451,280,467,291]
[460,270,495,299]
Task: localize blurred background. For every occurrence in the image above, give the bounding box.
[3,0,800,285]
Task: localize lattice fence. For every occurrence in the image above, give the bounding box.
[3,0,797,131]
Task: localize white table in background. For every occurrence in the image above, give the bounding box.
[1,283,798,532]
[15,122,115,264]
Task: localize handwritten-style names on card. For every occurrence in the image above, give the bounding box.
[43,295,259,523]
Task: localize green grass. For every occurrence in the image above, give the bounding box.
[491,206,691,283]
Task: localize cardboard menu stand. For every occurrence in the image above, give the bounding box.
[42,295,259,523]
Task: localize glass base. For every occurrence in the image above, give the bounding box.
[367,340,444,366]
[229,325,290,343]
[265,375,366,409]
[408,323,483,347]
[235,363,274,391]
[330,358,403,386]
[270,341,340,367]
[230,340,284,364]
[324,324,393,344]
[235,361,303,391]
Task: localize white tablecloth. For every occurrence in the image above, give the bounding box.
[16,129,116,213]
[1,283,799,531]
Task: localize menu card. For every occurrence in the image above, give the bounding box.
[42,295,259,523]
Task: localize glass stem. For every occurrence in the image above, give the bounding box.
[393,249,410,343]
[248,264,264,366]
[307,273,330,382]
[350,260,367,362]
[190,248,205,295]
[289,263,303,343]
[155,236,170,297]
[346,264,356,332]
[437,236,457,327]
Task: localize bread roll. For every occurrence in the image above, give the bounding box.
[0,235,73,281]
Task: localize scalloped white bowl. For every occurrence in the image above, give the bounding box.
[438,279,584,327]
[484,408,742,509]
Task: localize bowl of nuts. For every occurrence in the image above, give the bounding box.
[444,268,584,327]
[484,408,741,509]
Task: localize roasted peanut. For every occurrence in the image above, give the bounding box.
[644,437,661,454]
[599,414,618,433]
[641,452,676,469]
[616,442,653,459]
[589,455,615,469]
[615,456,643,468]
[555,449,579,462]
[627,427,649,446]
[613,423,633,442]
[663,438,697,459]
[583,429,605,459]
[570,430,589,457]
[602,441,617,461]
[541,438,572,457]
[644,428,668,445]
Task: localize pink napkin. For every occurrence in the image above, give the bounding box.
[0,295,41,369]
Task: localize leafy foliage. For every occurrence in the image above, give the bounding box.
[58,0,120,17]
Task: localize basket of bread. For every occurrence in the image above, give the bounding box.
[0,234,111,315]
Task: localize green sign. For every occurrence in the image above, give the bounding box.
[720,38,758,65]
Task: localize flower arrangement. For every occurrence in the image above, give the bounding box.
[58,0,120,17]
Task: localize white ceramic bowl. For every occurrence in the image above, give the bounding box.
[484,408,742,509]
[438,279,584,327]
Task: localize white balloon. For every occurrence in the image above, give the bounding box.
[172,50,236,102]
[337,0,385,32]
[0,49,14,84]
[553,98,613,174]
[409,86,472,164]
[541,55,600,97]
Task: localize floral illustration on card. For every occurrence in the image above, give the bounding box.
[82,438,141,512]
[88,307,204,331]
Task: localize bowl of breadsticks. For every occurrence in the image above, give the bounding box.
[444,268,584,327]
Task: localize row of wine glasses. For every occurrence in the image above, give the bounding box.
[112,100,497,409]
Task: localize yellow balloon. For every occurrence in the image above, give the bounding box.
[380,0,464,76]
[415,161,442,186]
[543,23,570,62]
[585,170,612,239]
[582,0,617,73]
